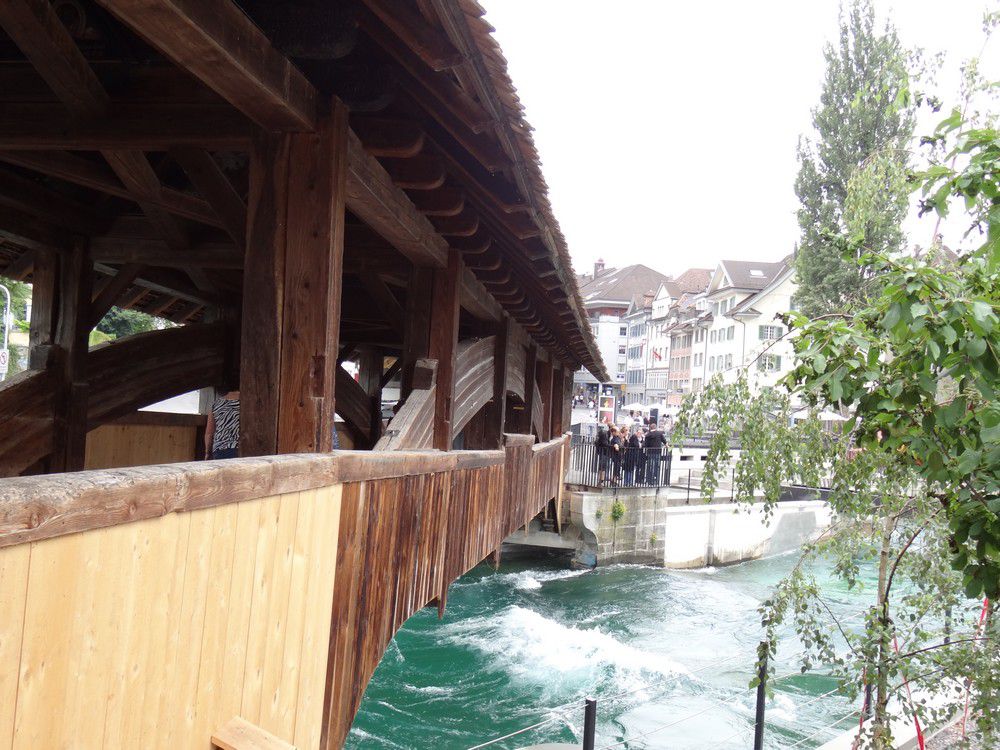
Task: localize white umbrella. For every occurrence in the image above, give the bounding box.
[622,402,646,411]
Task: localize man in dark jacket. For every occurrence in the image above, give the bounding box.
[624,427,641,486]
[643,426,667,484]
[595,423,611,486]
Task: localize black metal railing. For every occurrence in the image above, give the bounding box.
[568,435,672,488]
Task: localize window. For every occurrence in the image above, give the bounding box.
[759,325,783,341]
[708,357,715,372]
[710,330,716,344]
[728,325,735,341]
[618,344,626,355]
[617,362,627,373]
[725,354,733,369]
[757,355,782,373]
[619,326,628,337]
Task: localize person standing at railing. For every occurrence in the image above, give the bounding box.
[644,425,666,484]
[204,382,240,460]
[595,422,610,486]
[610,426,623,486]
[623,425,639,486]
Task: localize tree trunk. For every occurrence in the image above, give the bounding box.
[873,514,894,748]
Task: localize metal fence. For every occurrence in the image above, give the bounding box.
[567,435,672,488]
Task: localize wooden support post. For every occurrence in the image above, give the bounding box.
[520,344,537,436]
[429,249,460,450]
[49,239,91,472]
[401,265,433,400]
[241,98,347,456]
[357,347,383,447]
[549,364,563,438]
[483,317,509,448]
[27,246,57,370]
[537,356,553,442]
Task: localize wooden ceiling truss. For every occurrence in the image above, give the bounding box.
[0,0,606,426]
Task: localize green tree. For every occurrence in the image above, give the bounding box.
[0,275,31,377]
[794,0,914,315]
[95,306,159,340]
[675,102,1000,747]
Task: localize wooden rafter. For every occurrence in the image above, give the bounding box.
[0,151,225,229]
[93,0,317,131]
[345,130,447,267]
[170,148,247,245]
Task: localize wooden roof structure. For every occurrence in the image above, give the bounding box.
[0,0,606,379]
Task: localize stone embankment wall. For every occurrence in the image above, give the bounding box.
[562,488,833,568]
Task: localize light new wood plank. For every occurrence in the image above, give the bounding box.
[13,532,89,749]
[146,512,193,746]
[156,506,213,748]
[191,503,241,747]
[0,545,30,750]
[240,492,290,723]
[270,490,319,738]
[212,715,296,750]
[220,499,265,725]
[256,492,301,738]
[293,484,342,748]
[104,512,177,746]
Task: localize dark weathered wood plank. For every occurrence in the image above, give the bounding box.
[429,250,461,450]
[0,151,225,228]
[0,0,108,118]
[276,100,348,453]
[94,0,317,131]
[170,147,247,245]
[345,130,447,268]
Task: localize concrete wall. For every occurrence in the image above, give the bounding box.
[564,488,832,568]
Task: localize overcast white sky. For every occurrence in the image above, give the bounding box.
[483,1,1000,277]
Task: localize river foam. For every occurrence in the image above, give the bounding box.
[443,605,690,698]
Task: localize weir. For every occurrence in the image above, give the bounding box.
[0,2,606,747]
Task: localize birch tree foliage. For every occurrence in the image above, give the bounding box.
[673,104,1000,747]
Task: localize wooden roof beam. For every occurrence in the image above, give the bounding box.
[431,207,478,237]
[358,5,490,133]
[358,0,464,71]
[0,151,224,229]
[459,266,502,323]
[0,103,253,151]
[0,167,107,236]
[380,155,446,190]
[91,237,242,268]
[93,0,317,131]
[352,117,425,159]
[170,148,247,245]
[0,0,108,119]
[345,129,447,267]
[93,261,219,308]
[407,186,464,216]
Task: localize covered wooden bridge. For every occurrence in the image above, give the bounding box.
[0,1,607,748]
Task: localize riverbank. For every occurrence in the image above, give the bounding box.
[504,489,832,569]
[346,554,871,749]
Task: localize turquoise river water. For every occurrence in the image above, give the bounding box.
[345,554,873,750]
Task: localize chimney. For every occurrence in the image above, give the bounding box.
[593,258,605,279]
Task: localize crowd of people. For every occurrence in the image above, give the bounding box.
[593,417,668,487]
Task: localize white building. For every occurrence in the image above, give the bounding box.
[573,260,671,396]
[623,292,652,404]
[696,257,797,392]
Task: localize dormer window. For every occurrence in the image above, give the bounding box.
[749,269,765,278]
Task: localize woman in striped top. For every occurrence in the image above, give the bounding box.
[204,387,240,459]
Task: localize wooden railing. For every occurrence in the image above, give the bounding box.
[0,433,570,749]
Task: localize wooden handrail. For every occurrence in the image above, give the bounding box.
[0,448,503,549]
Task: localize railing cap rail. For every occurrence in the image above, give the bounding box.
[0,448,505,550]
